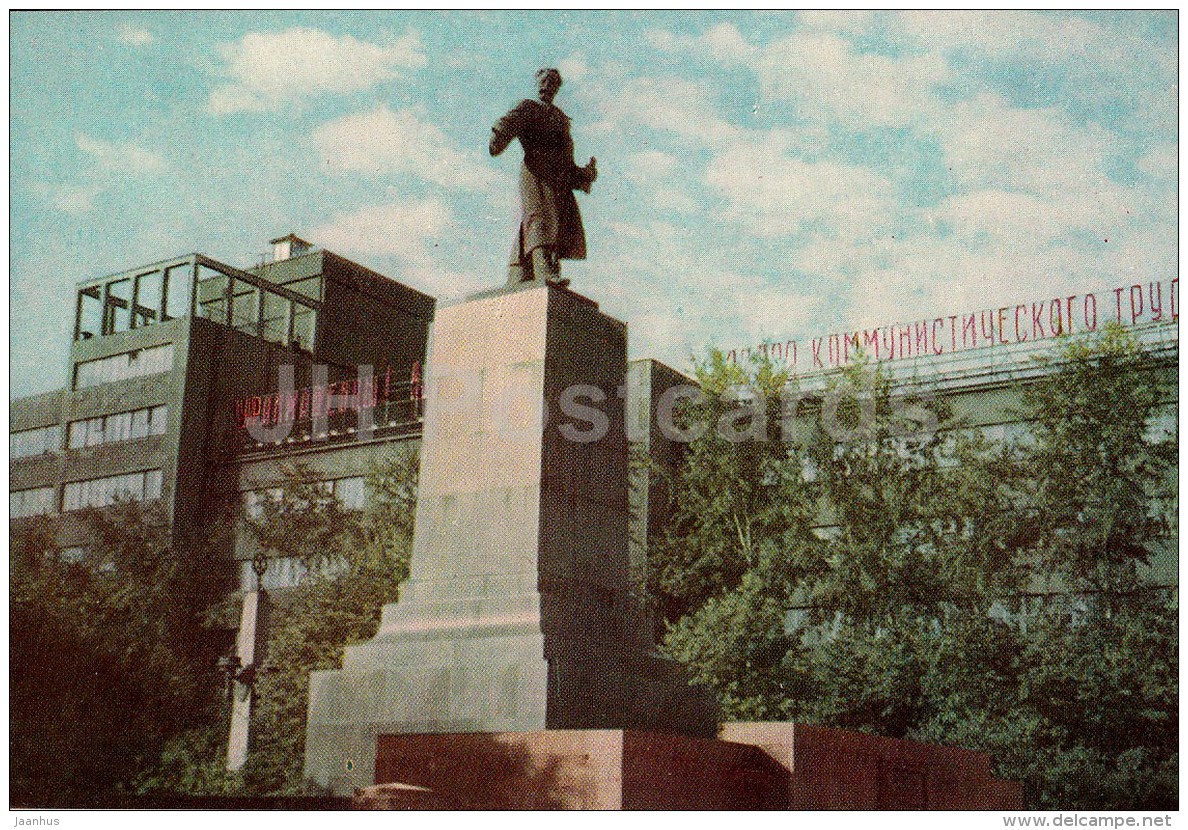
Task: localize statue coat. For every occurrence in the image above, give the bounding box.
[490,98,595,262]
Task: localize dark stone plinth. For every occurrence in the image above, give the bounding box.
[723,723,1025,810]
[355,725,1023,810]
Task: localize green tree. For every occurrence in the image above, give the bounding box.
[124,449,420,798]
[649,329,1176,809]
[10,502,233,806]
[238,448,419,794]
[978,326,1176,808]
[645,350,818,624]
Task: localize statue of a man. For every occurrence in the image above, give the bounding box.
[490,68,597,288]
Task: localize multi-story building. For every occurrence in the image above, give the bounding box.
[10,234,1178,605]
[10,235,433,568]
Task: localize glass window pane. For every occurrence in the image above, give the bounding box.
[150,406,168,435]
[197,298,227,323]
[104,279,132,335]
[335,477,366,510]
[133,270,163,328]
[59,547,86,564]
[285,276,323,301]
[145,469,163,500]
[131,410,149,439]
[292,304,316,351]
[231,280,259,334]
[163,263,192,320]
[77,285,102,340]
[69,422,85,449]
[261,292,289,344]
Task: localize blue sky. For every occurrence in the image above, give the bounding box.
[9,10,1178,399]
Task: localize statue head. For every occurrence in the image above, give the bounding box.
[535,67,562,103]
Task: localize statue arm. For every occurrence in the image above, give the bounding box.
[489,100,531,157]
[572,156,597,193]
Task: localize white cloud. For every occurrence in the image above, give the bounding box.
[207,27,426,114]
[583,74,740,145]
[756,31,949,129]
[38,134,167,214]
[310,198,451,262]
[624,150,678,184]
[118,24,154,46]
[898,11,1134,74]
[646,23,757,67]
[557,54,591,83]
[1137,143,1177,182]
[797,10,877,35]
[938,94,1112,193]
[77,133,167,174]
[44,184,102,215]
[313,105,501,191]
[705,135,896,239]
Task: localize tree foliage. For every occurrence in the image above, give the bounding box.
[646,329,1176,809]
[11,449,420,803]
[10,503,233,806]
[236,449,418,794]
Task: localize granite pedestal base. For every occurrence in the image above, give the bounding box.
[304,284,716,794]
[353,724,1024,810]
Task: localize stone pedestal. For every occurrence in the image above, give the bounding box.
[353,725,1024,810]
[304,284,716,793]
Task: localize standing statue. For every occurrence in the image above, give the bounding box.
[490,68,597,288]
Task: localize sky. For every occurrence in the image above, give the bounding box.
[9,10,1178,399]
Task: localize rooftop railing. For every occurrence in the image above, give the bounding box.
[74,253,320,352]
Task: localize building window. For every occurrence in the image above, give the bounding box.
[77,268,186,341]
[73,344,174,390]
[313,477,367,510]
[76,285,103,340]
[332,477,366,510]
[10,425,62,459]
[260,292,290,345]
[238,555,347,591]
[10,487,56,519]
[243,486,283,520]
[62,469,163,512]
[68,406,167,450]
[163,263,193,321]
[133,269,164,328]
[285,276,323,301]
[239,556,307,591]
[241,476,366,518]
[103,278,133,335]
[292,303,316,350]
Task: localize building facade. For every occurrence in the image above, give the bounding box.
[10,236,433,571]
[10,235,1178,607]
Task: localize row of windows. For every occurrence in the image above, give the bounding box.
[75,262,193,341]
[242,476,366,519]
[74,344,174,390]
[11,487,56,519]
[195,270,318,351]
[237,555,347,591]
[68,405,168,449]
[62,469,163,512]
[10,425,62,459]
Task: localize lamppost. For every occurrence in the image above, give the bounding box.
[222,551,271,771]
